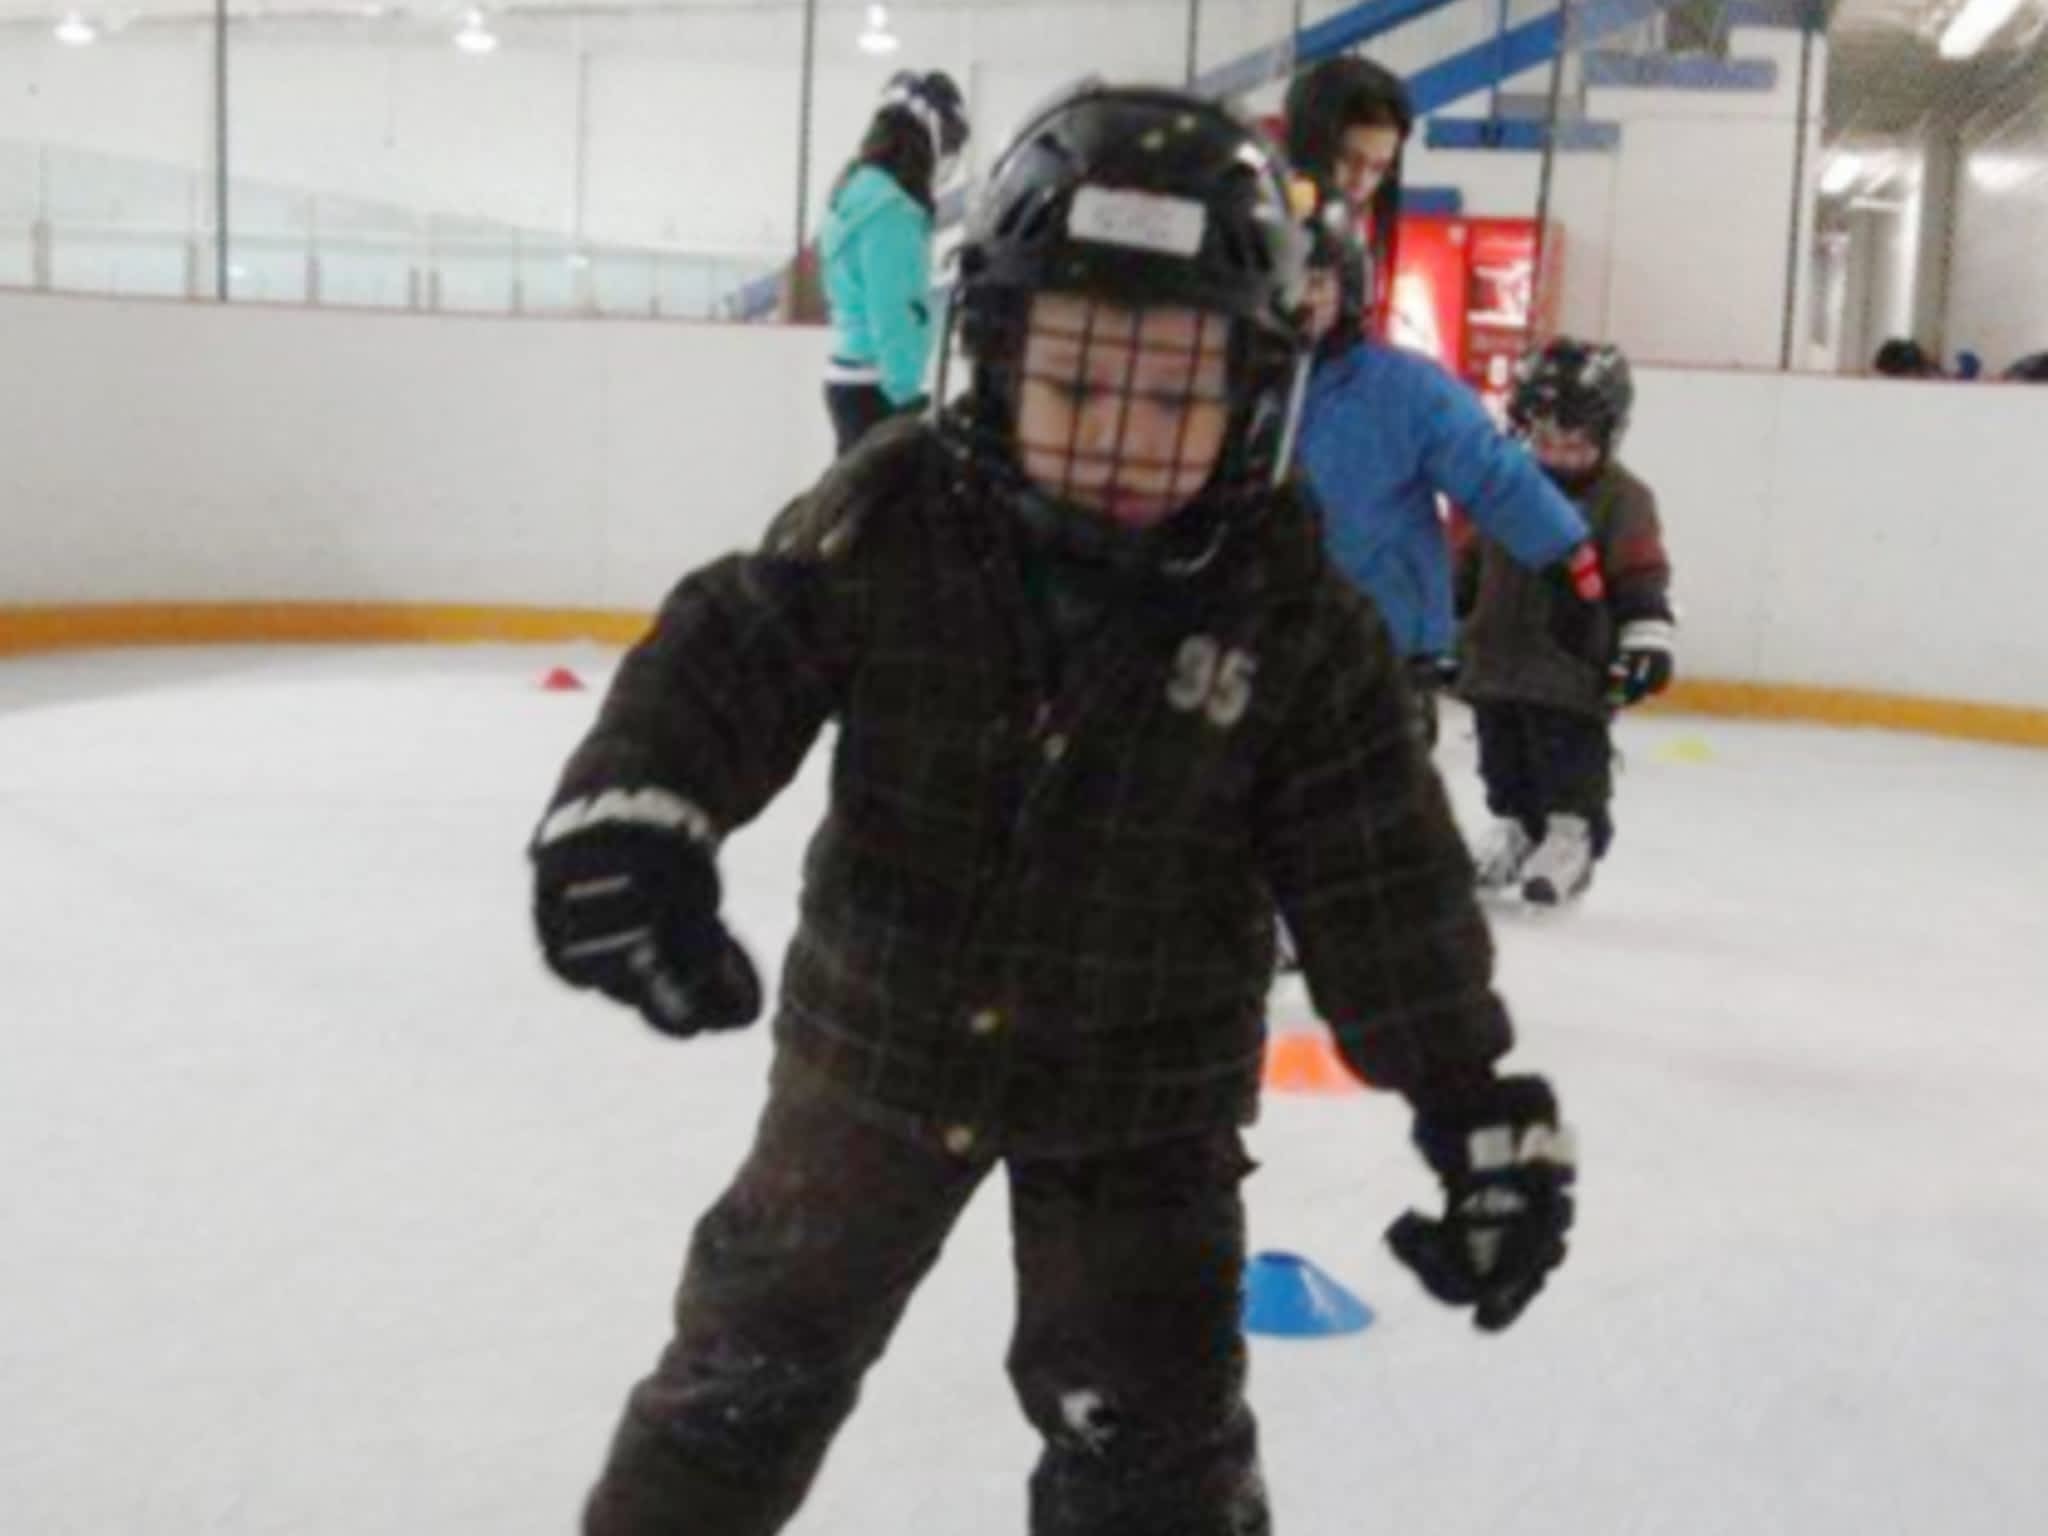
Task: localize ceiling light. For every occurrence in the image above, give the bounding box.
[453,8,498,55]
[1939,0,2025,60]
[1819,153,1864,196]
[858,3,900,56]
[54,11,98,46]
[1966,153,2033,193]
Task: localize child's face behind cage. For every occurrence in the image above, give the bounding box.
[1526,418,1603,478]
[1015,293,1232,531]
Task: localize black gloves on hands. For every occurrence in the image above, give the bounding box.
[531,788,762,1039]
[1387,1073,1576,1332]
[1609,618,1675,707]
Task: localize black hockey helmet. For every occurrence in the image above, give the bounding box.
[960,82,1304,336]
[1509,337,1635,453]
[883,69,971,161]
[948,81,1309,573]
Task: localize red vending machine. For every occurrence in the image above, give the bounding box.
[1389,214,1559,423]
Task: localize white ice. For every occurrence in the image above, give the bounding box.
[3,645,2045,1534]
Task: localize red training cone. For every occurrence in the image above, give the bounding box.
[539,666,586,692]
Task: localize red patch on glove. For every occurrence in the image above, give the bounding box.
[1567,542,1607,602]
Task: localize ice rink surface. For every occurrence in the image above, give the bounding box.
[4,645,2045,1533]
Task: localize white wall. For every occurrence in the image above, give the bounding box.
[1836,174,1922,377]
[0,35,212,179]
[1946,56,2048,375]
[1627,365,2048,707]
[1876,154,1924,346]
[0,292,835,612]
[5,288,2047,713]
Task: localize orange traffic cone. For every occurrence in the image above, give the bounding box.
[538,666,586,692]
[1262,1032,1366,1095]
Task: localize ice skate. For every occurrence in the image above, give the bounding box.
[1471,818,1536,892]
[1520,814,1595,905]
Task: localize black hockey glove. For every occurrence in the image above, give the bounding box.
[1608,618,1675,707]
[1387,1074,1576,1332]
[530,787,762,1039]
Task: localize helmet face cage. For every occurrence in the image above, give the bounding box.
[953,290,1302,568]
[1012,297,1233,522]
[950,288,1305,573]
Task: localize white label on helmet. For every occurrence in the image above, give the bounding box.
[1067,186,1207,258]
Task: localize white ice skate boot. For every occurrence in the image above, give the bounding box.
[1520,814,1595,905]
[1470,819,1536,892]
[1275,918,1300,974]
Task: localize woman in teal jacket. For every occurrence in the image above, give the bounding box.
[820,70,969,454]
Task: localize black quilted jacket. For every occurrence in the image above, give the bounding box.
[548,419,1514,1155]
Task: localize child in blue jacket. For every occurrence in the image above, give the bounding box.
[819,70,969,454]
[1293,314,1591,746]
[1285,57,1587,743]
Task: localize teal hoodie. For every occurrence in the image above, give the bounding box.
[820,164,935,406]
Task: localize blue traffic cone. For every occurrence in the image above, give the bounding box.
[1242,1251,1375,1338]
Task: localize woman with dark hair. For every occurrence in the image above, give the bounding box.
[819,69,970,454]
[1285,53,1411,343]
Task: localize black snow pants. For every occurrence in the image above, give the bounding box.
[583,1070,1267,1536]
[1472,698,1617,857]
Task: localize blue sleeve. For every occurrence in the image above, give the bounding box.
[1408,358,1586,567]
[860,198,935,407]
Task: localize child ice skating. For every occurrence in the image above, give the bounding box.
[531,84,1577,1535]
[1458,337,1677,903]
